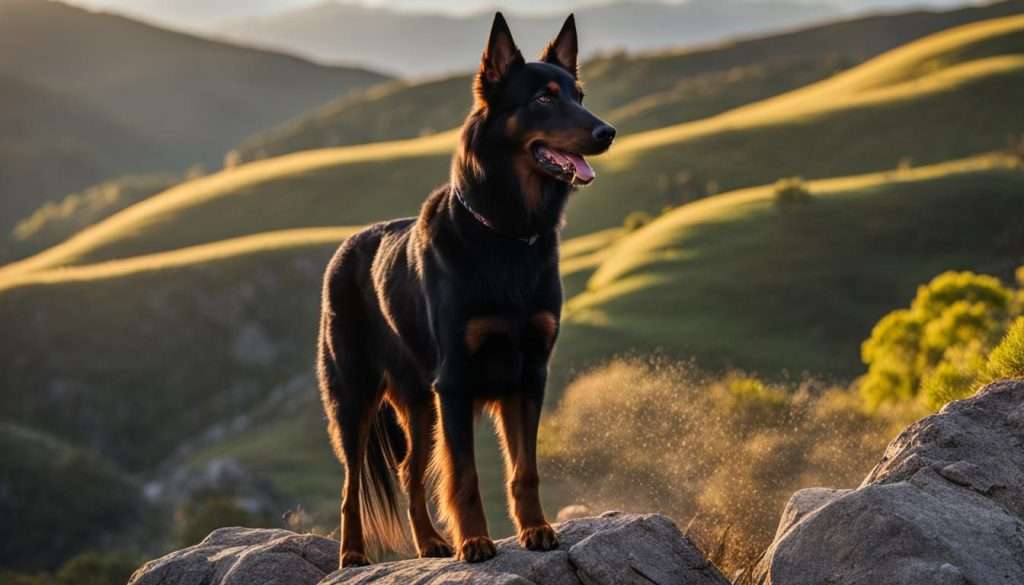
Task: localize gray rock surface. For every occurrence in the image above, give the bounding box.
[128,527,339,585]
[130,512,728,585]
[753,380,1024,585]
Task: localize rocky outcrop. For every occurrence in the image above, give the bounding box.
[753,380,1024,585]
[129,512,728,585]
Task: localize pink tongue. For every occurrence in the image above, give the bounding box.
[546,148,595,184]
[565,153,595,184]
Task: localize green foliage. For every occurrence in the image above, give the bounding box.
[983,317,1024,381]
[860,271,1021,410]
[773,177,813,208]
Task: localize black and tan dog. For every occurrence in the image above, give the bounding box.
[317,12,615,567]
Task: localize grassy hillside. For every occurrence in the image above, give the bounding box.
[0,423,146,571]
[6,173,181,263]
[7,13,1024,279]
[234,0,1024,162]
[0,74,162,244]
[1,155,1021,534]
[557,154,1024,383]
[0,0,388,235]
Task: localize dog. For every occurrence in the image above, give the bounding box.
[317,12,615,567]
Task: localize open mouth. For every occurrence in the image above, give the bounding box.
[531,143,596,186]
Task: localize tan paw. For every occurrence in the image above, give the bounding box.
[458,536,497,563]
[340,550,370,568]
[518,524,559,551]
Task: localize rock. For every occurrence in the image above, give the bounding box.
[128,527,339,585]
[753,380,1024,585]
[768,487,849,541]
[130,512,729,585]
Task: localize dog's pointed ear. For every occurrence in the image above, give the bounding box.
[540,14,578,78]
[478,12,524,89]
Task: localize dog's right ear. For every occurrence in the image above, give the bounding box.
[476,12,524,103]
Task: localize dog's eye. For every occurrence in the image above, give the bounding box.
[535,94,553,105]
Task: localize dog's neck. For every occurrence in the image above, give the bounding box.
[449,115,571,243]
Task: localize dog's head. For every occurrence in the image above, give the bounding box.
[468,13,615,188]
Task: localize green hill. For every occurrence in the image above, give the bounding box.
[6,13,1024,279]
[0,0,388,238]
[0,74,162,246]
[234,0,1024,163]
[7,173,181,263]
[558,154,1024,382]
[3,155,1017,542]
[0,423,146,571]
[4,14,1024,551]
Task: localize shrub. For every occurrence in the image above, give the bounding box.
[859,271,1017,410]
[539,358,892,574]
[174,493,271,548]
[773,177,812,208]
[983,317,1024,382]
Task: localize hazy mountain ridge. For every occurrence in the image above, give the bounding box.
[217,0,843,76]
[0,0,390,242]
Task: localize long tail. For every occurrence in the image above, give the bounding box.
[360,402,410,557]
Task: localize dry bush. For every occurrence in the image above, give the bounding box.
[539,358,900,575]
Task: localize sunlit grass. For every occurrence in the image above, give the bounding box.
[0,131,457,278]
[0,227,359,292]
[554,153,1024,378]
[6,16,1023,276]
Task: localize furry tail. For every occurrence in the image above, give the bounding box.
[360,402,411,557]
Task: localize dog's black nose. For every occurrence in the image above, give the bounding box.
[593,125,616,143]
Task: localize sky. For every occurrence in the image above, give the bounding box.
[66,0,974,30]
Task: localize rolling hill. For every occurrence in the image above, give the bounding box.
[0,0,389,238]
[5,13,1024,279]
[2,154,1019,540]
[234,0,1024,163]
[3,10,1024,554]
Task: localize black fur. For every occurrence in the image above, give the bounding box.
[317,12,614,566]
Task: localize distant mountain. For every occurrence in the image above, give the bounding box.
[218,0,843,77]
[0,0,389,240]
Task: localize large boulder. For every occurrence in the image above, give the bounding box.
[130,512,728,585]
[753,380,1024,585]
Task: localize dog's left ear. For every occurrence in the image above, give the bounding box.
[540,14,578,78]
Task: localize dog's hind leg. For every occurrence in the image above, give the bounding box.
[389,379,453,558]
[318,300,390,568]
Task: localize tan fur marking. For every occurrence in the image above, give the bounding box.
[530,311,558,350]
[546,81,561,94]
[465,317,510,353]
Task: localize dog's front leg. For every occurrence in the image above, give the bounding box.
[434,383,495,562]
[497,371,558,551]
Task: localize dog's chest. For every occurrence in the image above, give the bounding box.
[464,310,557,355]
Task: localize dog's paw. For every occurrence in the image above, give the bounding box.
[340,550,370,568]
[418,537,455,558]
[518,524,559,551]
[458,536,497,563]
